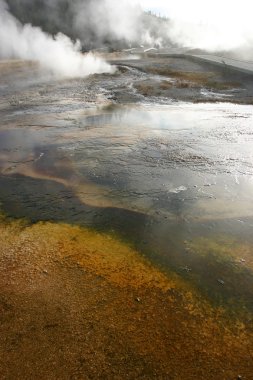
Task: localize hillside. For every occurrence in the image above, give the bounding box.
[6,0,173,50]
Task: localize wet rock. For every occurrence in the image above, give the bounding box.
[181,266,192,273]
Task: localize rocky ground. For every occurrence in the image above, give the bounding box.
[109,55,253,105]
[1,55,253,112]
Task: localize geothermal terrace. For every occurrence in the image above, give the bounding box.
[1,53,253,379]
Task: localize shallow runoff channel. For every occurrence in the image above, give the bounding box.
[1,96,253,313]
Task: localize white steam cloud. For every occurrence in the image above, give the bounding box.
[3,0,253,65]
[2,0,168,53]
[73,0,142,43]
[136,0,253,58]
[0,0,114,78]
[166,0,253,54]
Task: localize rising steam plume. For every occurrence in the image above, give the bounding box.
[4,0,172,50]
[141,0,253,60]
[2,0,251,78]
[0,0,114,78]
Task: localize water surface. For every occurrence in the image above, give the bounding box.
[1,100,253,313]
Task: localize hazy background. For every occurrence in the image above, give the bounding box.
[5,0,172,50]
[136,0,253,58]
[1,0,253,78]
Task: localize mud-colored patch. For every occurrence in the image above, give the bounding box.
[0,60,37,73]
[0,217,253,379]
[134,68,241,97]
[186,236,253,272]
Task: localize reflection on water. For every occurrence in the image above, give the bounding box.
[1,102,253,313]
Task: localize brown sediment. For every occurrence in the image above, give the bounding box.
[0,216,253,379]
[134,69,241,97]
[195,197,253,221]
[114,56,253,103]
[0,161,126,210]
[0,60,37,73]
[186,236,253,272]
[0,149,118,209]
[144,67,242,89]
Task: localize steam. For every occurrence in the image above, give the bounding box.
[137,0,253,59]
[3,0,253,64]
[71,0,168,49]
[73,0,142,43]
[4,0,170,50]
[0,0,114,78]
[166,1,253,53]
